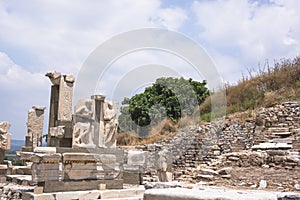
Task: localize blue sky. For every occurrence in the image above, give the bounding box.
[0,0,299,139]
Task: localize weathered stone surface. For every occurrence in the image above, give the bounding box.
[0,121,10,134]
[73,98,97,148]
[127,151,147,167]
[63,153,97,162]
[32,163,59,171]
[74,99,93,119]
[251,142,292,150]
[103,101,118,148]
[144,187,278,200]
[73,95,119,149]
[73,122,95,148]
[49,126,65,138]
[34,147,57,154]
[259,180,267,189]
[58,75,73,122]
[34,186,43,194]
[27,106,46,148]
[45,71,61,85]
[46,71,74,148]
[199,168,219,176]
[217,167,232,175]
[23,192,55,200]
[30,153,62,163]
[0,133,11,150]
[39,179,123,192]
[0,121,11,155]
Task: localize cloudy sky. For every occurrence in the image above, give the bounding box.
[0,0,299,139]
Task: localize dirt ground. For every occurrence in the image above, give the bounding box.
[213,166,300,192]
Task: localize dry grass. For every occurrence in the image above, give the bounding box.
[200,56,300,118]
[117,118,178,146]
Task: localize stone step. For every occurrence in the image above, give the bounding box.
[269,138,293,144]
[268,127,290,133]
[272,132,292,137]
[251,142,292,150]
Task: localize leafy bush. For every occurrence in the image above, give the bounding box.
[119,77,209,136]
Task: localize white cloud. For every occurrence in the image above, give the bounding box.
[0,52,49,139]
[192,0,300,83]
[0,0,188,73]
[152,7,188,30]
[0,0,189,139]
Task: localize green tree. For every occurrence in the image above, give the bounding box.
[118,77,209,135]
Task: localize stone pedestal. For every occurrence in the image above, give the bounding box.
[30,153,63,183]
[20,147,124,192]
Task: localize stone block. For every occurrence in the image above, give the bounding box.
[30,153,62,163]
[32,163,60,171]
[123,171,142,185]
[22,193,55,200]
[49,126,65,138]
[99,190,119,199]
[63,153,96,163]
[34,186,43,194]
[34,147,57,154]
[0,176,6,183]
[78,191,100,200]
[98,183,106,190]
[64,169,97,180]
[95,154,117,165]
[127,151,147,167]
[64,162,97,170]
[40,179,123,193]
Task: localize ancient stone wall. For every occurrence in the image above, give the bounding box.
[135,102,300,180]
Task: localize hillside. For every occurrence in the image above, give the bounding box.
[9,139,24,152]
[117,56,300,145]
[200,56,300,120]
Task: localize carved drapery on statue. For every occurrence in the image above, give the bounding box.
[103,101,118,148]
[0,121,11,163]
[73,95,118,148]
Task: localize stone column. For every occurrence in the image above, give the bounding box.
[27,106,46,149]
[0,121,12,164]
[92,95,106,148]
[46,71,75,147]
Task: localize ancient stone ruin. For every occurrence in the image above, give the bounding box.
[0,71,146,200]
[0,121,11,164]
[46,71,74,147]
[21,106,46,152]
[73,95,118,149]
[1,71,300,200]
